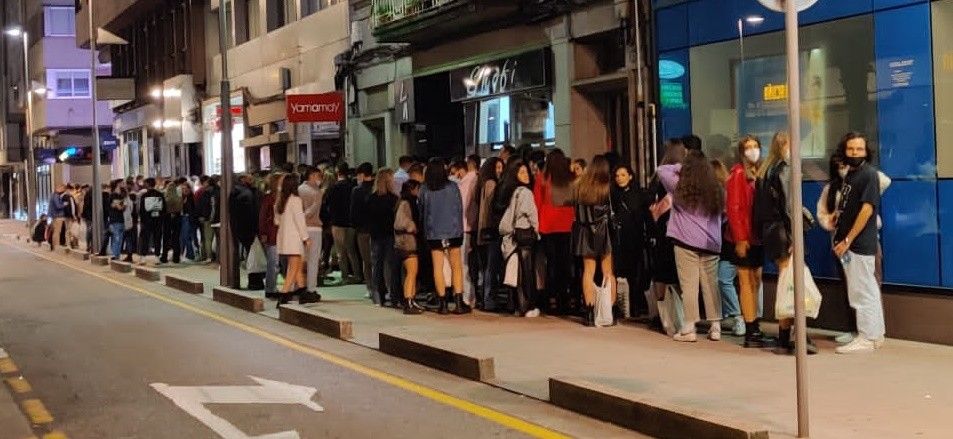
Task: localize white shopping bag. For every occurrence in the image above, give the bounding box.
[245,238,267,274]
[775,262,823,319]
[594,278,614,327]
[658,285,685,336]
[616,277,631,319]
[503,252,519,288]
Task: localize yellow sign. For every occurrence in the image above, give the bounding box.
[944,52,953,73]
[763,83,788,101]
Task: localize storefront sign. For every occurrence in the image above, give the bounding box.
[660,82,686,109]
[286,92,344,123]
[449,50,548,102]
[888,58,915,88]
[763,83,788,101]
[658,60,686,80]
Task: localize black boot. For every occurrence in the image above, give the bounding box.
[298,290,321,305]
[744,320,765,348]
[403,298,423,315]
[276,293,292,309]
[452,294,471,315]
[584,305,595,327]
[437,296,449,315]
[774,327,792,355]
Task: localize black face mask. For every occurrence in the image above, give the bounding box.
[844,157,865,168]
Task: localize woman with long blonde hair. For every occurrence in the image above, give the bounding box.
[572,155,615,326]
[366,169,401,307]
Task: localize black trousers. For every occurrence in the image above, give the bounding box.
[139,221,162,257]
[543,233,572,312]
[162,213,181,262]
[513,244,536,315]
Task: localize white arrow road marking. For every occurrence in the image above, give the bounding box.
[151,376,323,439]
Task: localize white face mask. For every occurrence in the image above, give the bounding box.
[838,168,849,179]
[744,148,761,163]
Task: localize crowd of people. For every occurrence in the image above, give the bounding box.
[32,131,887,355]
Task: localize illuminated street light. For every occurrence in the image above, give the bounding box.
[745,15,765,24]
[5,27,23,37]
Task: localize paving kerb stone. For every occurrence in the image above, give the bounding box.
[213,286,265,313]
[164,274,205,295]
[90,255,109,266]
[109,259,132,273]
[134,266,161,282]
[279,304,353,340]
[549,378,769,439]
[379,332,495,382]
[68,248,90,261]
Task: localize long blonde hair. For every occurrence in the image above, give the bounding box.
[374,168,396,196]
[757,131,789,179]
[574,155,611,206]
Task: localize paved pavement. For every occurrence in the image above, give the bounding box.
[4,219,953,438]
[0,224,640,438]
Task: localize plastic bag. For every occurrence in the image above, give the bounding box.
[658,285,685,336]
[775,262,823,319]
[503,252,519,288]
[246,238,267,274]
[616,277,631,319]
[594,278,614,327]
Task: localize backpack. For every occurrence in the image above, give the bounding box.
[751,162,788,241]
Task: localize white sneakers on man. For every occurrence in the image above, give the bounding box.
[673,332,697,342]
[835,337,881,354]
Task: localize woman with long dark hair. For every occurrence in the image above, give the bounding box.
[611,163,650,318]
[476,157,504,311]
[657,148,725,342]
[498,160,540,317]
[534,149,575,314]
[419,158,469,314]
[394,180,424,314]
[572,155,615,326]
[275,173,311,307]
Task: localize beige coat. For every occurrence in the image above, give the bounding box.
[276,195,308,256]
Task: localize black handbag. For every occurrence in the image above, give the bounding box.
[514,227,537,247]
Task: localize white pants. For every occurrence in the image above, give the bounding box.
[306,228,323,291]
[674,246,722,333]
[462,233,474,305]
[842,251,885,340]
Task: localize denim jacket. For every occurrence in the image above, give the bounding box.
[419,182,464,241]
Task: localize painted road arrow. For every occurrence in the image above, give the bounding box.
[151,376,323,439]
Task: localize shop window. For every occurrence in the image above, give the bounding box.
[44,6,75,37]
[934,0,953,178]
[47,70,91,99]
[475,92,555,150]
[478,96,511,147]
[689,15,877,180]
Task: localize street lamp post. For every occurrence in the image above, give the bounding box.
[6,28,37,226]
[87,0,105,253]
[218,0,239,288]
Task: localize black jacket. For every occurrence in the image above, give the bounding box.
[196,185,220,222]
[138,189,166,224]
[349,181,374,232]
[82,190,93,221]
[365,192,399,239]
[325,178,356,227]
[229,183,258,246]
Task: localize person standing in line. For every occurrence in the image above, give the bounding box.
[123,189,138,263]
[350,162,376,299]
[476,157,504,311]
[570,158,587,180]
[259,173,285,300]
[275,173,315,307]
[657,149,725,342]
[534,149,575,315]
[230,174,260,261]
[395,180,424,314]
[451,157,480,307]
[326,163,361,283]
[831,132,886,354]
[107,186,127,259]
[726,135,768,346]
[82,184,95,251]
[611,163,651,319]
[646,141,687,331]
[572,155,616,326]
[366,169,400,307]
[138,178,166,264]
[419,158,469,315]
[393,155,414,194]
[299,168,325,296]
[194,176,212,261]
[179,181,197,261]
[161,178,184,264]
[47,185,67,251]
[712,159,744,338]
[498,160,541,317]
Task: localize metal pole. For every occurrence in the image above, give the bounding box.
[218,0,239,288]
[783,1,810,437]
[22,32,36,225]
[88,0,104,253]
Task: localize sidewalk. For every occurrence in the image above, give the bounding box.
[4,220,951,438]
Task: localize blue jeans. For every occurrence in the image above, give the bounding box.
[483,237,503,310]
[179,215,195,260]
[370,235,397,305]
[109,223,125,258]
[718,259,741,318]
[265,244,279,294]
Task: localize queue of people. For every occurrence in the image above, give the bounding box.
[30,132,887,355]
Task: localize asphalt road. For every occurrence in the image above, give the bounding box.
[0,241,640,439]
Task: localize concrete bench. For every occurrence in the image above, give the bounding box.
[213,286,264,313]
[68,249,90,261]
[109,259,132,273]
[278,304,353,340]
[378,332,494,382]
[164,274,204,295]
[548,378,769,439]
[134,266,160,282]
[90,255,110,266]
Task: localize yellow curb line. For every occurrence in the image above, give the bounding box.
[20,399,54,425]
[0,358,19,374]
[4,240,569,439]
[6,377,32,394]
[42,431,68,439]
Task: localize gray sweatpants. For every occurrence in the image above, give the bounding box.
[674,245,722,334]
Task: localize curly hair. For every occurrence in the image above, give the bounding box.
[675,150,725,216]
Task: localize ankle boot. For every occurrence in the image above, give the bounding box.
[774,327,792,355]
[452,294,471,315]
[744,320,765,348]
[584,305,595,327]
[437,296,449,315]
[403,298,423,315]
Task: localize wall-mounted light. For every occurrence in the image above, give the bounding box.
[745,15,765,25]
[4,27,23,37]
[150,86,182,99]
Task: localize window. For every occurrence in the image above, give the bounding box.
[475,92,555,150]
[478,96,510,147]
[266,0,295,32]
[47,70,91,99]
[44,6,75,37]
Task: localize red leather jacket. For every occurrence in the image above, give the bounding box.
[258,192,278,246]
[726,163,756,244]
[533,173,574,234]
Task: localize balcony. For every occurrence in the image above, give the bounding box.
[370,0,523,45]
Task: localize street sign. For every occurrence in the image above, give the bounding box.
[757,0,818,12]
[151,376,323,438]
[286,92,344,123]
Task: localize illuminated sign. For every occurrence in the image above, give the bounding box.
[763,83,788,101]
[658,60,686,80]
[660,82,687,109]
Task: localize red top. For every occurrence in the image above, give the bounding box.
[533,173,574,234]
[725,163,756,244]
[258,192,279,246]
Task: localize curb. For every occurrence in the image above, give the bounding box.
[134,266,160,282]
[89,255,109,266]
[164,274,205,295]
[278,304,353,340]
[109,259,132,273]
[549,378,770,439]
[67,249,90,261]
[379,332,495,382]
[213,286,264,313]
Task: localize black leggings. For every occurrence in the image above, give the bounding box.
[514,244,536,315]
[543,233,572,311]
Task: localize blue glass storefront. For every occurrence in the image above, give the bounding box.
[653,0,953,290]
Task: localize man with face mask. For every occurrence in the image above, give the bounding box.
[830,132,885,354]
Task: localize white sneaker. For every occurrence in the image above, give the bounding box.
[732,319,746,336]
[834,332,854,344]
[674,332,697,342]
[709,330,722,341]
[835,337,876,354]
[872,338,885,349]
[524,308,540,318]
